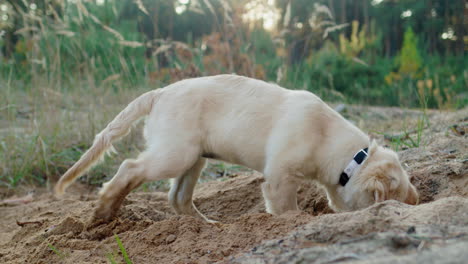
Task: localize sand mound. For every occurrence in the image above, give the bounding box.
[227,197,468,264]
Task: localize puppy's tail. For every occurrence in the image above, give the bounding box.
[54,90,161,196]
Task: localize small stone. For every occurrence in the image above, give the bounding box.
[391,234,411,248]
[335,104,346,113]
[407,226,416,234]
[166,234,176,244]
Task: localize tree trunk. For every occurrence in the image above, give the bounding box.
[444,0,450,54]
[328,0,335,20]
[353,0,359,22]
[363,0,369,33]
[385,36,391,58]
[153,2,160,39]
[429,0,437,54]
[340,0,346,24]
[455,0,466,55]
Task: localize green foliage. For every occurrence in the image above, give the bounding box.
[282,42,386,104]
[397,27,422,76]
[280,39,466,109]
[421,55,468,108]
[0,0,465,109]
[339,20,366,58]
[249,27,282,80]
[0,1,153,85]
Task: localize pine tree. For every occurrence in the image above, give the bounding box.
[398,27,422,76]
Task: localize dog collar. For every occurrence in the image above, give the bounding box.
[339,148,369,186]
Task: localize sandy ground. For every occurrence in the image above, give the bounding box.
[0,106,466,264]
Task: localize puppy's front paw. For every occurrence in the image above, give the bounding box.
[92,202,116,223]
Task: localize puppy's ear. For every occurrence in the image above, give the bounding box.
[405,184,419,205]
[368,179,387,203]
[368,140,379,155]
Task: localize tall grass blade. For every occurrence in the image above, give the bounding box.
[114,234,132,264]
[48,243,65,259]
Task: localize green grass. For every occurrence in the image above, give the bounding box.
[386,122,424,152]
[47,235,132,263]
[48,243,66,259]
[110,234,133,264]
[107,253,118,264]
[377,98,430,152]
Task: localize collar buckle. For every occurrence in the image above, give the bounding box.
[339,147,369,186]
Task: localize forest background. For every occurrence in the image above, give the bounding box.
[1,0,466,108]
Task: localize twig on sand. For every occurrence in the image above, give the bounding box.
[1,193,34,206]
[383,126,429,141]
[16,220,43,227]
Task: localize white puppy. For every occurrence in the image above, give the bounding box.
[55,75,418,222]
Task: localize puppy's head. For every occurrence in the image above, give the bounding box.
[335,141,419,211]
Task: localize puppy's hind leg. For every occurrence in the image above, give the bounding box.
[94,141,202,222]
[94,157,147,221]
[168,158,216,223]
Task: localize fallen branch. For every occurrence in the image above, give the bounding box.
[1,193,34,206]
[16,220,43,227]
[383,125,429,141]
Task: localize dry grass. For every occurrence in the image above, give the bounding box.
[0,78,246,193]
[0,78,148,191]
